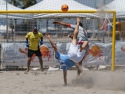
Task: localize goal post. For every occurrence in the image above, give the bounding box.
[112,11,116,71]
[0,10,116,71]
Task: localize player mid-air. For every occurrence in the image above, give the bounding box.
[46,18,88,85]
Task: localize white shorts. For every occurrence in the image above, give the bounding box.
[68,43,86,63]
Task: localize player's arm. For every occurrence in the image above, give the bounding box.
[25,33,29,47]
[72,18,80,45]
[53,21,69,27]
[46,34,58,52]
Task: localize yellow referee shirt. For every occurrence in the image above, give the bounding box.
[25,32,43,51]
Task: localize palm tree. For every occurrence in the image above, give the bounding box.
[19,0,37,9]
[8,0,37,9]
[8,0,21,7]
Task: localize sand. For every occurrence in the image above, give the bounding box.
[0,67,125,94]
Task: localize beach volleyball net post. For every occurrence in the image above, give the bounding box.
[0,10,116,71]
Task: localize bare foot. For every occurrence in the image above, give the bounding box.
[63,84,69,86]
[63,84,68,86]
[41,69,47,74]
[24,71,28,74]
[41,68,45,72]
[26,69,29,72]
[76,74,80,79]
[76,71,85,79]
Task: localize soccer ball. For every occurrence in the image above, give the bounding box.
[61,4,68,12]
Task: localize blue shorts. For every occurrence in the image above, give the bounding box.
[61,65,68,71]
[55,52,73,71]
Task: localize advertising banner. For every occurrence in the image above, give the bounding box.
[2,42,125,66]
[1,43,54,66]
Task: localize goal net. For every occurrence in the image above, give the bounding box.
[0,0,119,71]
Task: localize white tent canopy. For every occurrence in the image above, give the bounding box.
[25,0,97,18]
[26,0,96,10]
[104,0,125,18]
[0,0,32,19]
[0,14,33,19]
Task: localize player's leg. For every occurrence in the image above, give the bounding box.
[71,24,79,45]
[63,70,67,86]
[76,43,88,77]
[78,60,83,75]
[68,18,80,58]
[26,57,32,72]
[71,18,84,77]
[74,23,84,77]
[38,56,43,71]
[26,49,34,72]
[80,41,89,52]
[36,48,44,71]
[75,62,84,78]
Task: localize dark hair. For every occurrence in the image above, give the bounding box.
[76,22,83,27]
[79,22,83,27]
[33,27,37,32]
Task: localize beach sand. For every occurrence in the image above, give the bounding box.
[0,67,125,94]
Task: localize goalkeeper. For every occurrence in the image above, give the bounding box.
[25,27,43,72]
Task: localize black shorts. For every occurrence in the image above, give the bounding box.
[28,48,42,57]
